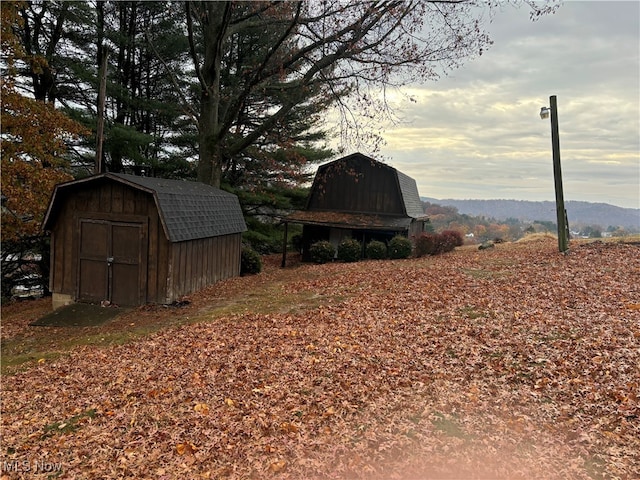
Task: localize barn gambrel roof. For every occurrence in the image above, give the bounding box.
[395,169,427,219]
[43,173,246,242]
[286,153,427,231]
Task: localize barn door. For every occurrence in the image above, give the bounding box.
[78,219,147,305]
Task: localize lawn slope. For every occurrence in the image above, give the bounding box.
[1,240,639,479]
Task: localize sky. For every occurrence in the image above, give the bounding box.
[341,1,640,209]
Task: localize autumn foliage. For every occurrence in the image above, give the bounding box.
[2,240,638,479]
[1,1,87,241]
[0,86,80,240]
[415,230,465,257]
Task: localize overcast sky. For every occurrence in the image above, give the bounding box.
[347,1,640,209]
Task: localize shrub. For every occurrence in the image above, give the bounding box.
[415,231,463,257]
[441,230,464,247]
[366,240,387,260]
[388,235,412,259]
[337,238,362,262]
[309,240,335,264]
[240,246,262,275]
[415,233,437,257]
[434,232,456,254]
[242,230,280,255]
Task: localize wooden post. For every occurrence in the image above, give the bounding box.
[281,221,288,268]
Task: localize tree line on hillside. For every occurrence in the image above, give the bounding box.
[422,201,636,243]
[423,198,640,233]
[1,1,556,299]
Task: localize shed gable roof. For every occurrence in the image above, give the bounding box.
[43,173,246,242]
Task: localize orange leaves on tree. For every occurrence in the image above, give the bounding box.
[0,85,87,240]
[0,2,88,241]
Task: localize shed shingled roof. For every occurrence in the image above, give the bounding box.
[43,173,246,242]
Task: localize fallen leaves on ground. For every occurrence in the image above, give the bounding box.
[1,240,639,479]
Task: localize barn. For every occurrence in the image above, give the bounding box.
[42,173,246,309]
[283,153,429,263]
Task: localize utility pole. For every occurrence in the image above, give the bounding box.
[541,95,570,253]
[549,95,569,253]
[95,46,108,174]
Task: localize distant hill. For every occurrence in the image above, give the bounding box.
[421,198,640,230]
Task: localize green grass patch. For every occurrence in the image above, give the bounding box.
[197,286,340,319]
[1,282,347,375]
[458,305,487,320]
[431,412,472,439]
[42,409,96,438]
[583,454,607,480]
[462,268,493,279]
[1,327,169,375]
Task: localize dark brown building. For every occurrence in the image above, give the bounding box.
[284,153,429,262]
[42,173,246,308]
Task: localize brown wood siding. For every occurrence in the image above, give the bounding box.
[155,225,171,303]
[308,160,404,214]
[49,178,243,306]
[49,181,158,302]
[408,220,425,238]
[50,198,77,295]
[166,233,241,302]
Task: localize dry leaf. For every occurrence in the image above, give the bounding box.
[268,460,286,473]
[279,422,299,434]
[2,241,639,479]
[176,442,197,455]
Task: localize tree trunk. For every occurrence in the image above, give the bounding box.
[197,91,222,188]
[194,1,231,188]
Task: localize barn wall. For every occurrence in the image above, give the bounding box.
[50,204,74,304]
[408,220,426,238]
[166,233,242,302]
[308,158,404,214]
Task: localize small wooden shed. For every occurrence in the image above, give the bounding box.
[283,153,429,263]
[42,173,246,308]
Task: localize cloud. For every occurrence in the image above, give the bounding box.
[372,1,640,208]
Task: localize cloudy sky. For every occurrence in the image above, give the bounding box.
[349,1,639,209]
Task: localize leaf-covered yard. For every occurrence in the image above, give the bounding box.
[1,239,639,479]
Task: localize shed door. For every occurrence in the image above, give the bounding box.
[78,219,147,305]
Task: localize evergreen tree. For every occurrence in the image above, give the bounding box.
[184,1,554,188]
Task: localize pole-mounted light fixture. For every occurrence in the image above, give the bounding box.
[539,107,550,120]
[540,95,569,253]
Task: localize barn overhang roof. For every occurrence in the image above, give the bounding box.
[285,210,427,231]
[43,173,247,242]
